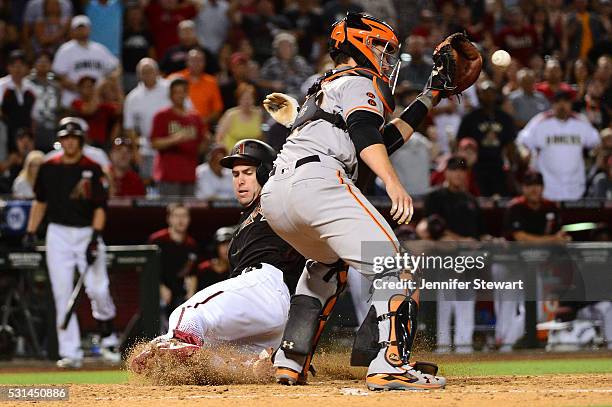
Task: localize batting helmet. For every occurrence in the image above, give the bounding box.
[220,139,277,186]
[215,226,236,244]
[329,13,400,85]
[57,117,87,139]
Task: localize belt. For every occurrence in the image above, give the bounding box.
[270,155,320,176]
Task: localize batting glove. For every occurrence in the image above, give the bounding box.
[22,232,36,251]
[86,230,102,265]
[263,92,299,128]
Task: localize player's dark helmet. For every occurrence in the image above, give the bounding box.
[215,226,236,244]
[57,117,87,140]
[220,139,277,186]
[329,13,401,86]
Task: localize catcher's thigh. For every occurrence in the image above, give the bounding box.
[168,263,290,352]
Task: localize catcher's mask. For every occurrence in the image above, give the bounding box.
[329,13,401,92]
[219,139,277,186]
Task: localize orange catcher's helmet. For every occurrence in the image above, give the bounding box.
[329,13,401,87]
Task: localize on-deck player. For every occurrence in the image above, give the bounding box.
[260,12,452,390]
[23,117,119,368]
[131,139,304,371]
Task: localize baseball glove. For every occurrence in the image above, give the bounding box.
[427,33,482,97]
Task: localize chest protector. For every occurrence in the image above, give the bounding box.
[291,67,396,132]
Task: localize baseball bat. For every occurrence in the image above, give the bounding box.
[60,265,90,330]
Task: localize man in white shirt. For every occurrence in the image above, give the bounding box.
[518,90,600,201]
[195,0,230,56]
[195,144,234,200]
[51,15,120,107]
[123,58,171,181]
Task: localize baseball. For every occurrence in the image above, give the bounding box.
[491,50,511,67]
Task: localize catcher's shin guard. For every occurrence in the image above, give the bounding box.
[351,294,418,367]
[276,260,348,385]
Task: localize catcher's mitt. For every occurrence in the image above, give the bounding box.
[427,33,482,98]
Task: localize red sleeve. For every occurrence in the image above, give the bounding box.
[128,172,146,197]
[71,99,83,111]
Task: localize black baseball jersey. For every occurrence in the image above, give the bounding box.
[503,196,561,239]
[228,197,304,293]
[34,154,108,227]
[148,229,198,298]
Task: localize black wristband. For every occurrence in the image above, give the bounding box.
[399,93,434,130]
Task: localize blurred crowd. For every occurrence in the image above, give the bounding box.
[0,0,609,202]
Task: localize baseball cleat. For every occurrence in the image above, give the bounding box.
[56,357,83,369]
[366,368,446,391]
[130,335,202,374]
[275,367,300,385]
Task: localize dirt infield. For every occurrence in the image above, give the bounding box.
[17,373,608,407]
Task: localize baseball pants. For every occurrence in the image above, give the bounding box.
[46,223,116,360]
[261,158,410,375]
[165,263,290,353]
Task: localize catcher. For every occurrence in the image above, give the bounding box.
[130,139,304,373]
[261,13,481,390]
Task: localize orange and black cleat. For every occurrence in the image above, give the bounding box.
[365,368,446,391]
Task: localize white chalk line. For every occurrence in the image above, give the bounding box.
[92,388,612,401]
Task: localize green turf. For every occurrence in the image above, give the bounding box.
[0,358,610,384]
[442,358,612,377]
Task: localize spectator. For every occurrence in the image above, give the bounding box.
[508,68,551,129]
[259,32,313,100]
[151,78,207,197]
[70,76,120,149]
[144,0,198,58]
[535,58,576,102]
[219,52,260,109]
[170,48,223,128]
[565,0,607,60]
[323,0,364,27]
[109,137,145,198]
[573,80,610,130]
[397,35,433,90]
[570,59,591,101]
[410,9,435,40]
[354,0,397,31]
[240,0,291,64]
[22,0,72,51]
[194,0,230,57]
[124,58,171,182]
[195,144,233,200]
[160,19,219,76]
[0,50,36,152]
[148,203,198,329]
[32,0,69,55]
[85,0,122,57]
[51,15,120,107]
[12,149,44,199]
[588,127,612,185]
[589,155,612,198]
[532,6,558,57]
[0,128,35,192]
[216,83,262,152]
[518,90,600,201]
[495,7,538,67]
[284,0,326,62]
[0,20,18,77]
[431,138,481,197]
[29,51,62,152]
[457,80,518,196]
[377,130,432,197]
[196,226,233,290]
[121,3,155,92]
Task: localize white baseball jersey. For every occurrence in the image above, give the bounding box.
[276,75,386,181]
[123,78,171,157]
[518,111,600,201]
[52,39,119,106]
